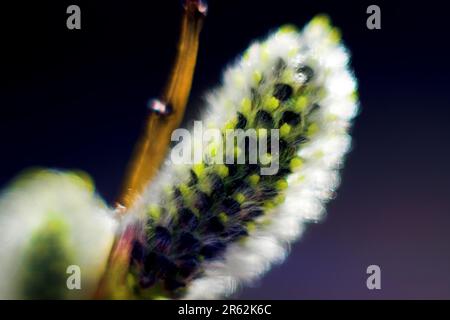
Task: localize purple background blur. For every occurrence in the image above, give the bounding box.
[1,0,449,299]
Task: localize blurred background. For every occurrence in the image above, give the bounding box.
[1,0,449,299]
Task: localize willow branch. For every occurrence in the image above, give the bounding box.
[95,1,206,298]
[118,0,206,208]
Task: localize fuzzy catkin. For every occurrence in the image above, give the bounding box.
[126,15,359,299]
[0,170,117,299]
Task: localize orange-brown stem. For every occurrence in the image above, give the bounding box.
[119,2,205,209]
[95,1,205,298]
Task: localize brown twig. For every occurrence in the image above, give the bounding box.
[118,0,206,209]
[95,0,206,298]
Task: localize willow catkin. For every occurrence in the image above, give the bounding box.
[125,15,359,299]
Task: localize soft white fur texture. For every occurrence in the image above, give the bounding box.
[0,170,117,299]
[130,16,359,299]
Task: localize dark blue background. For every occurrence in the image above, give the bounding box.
[1,0,449,299]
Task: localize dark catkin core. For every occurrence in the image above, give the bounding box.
[273,83,293,101]
[255,110,274,128]
[280,111,302,126]
[129,58,318,298]
[297,65,315,83]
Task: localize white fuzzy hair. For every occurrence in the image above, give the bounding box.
[129,16,359,299]
[0,170,117,299]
